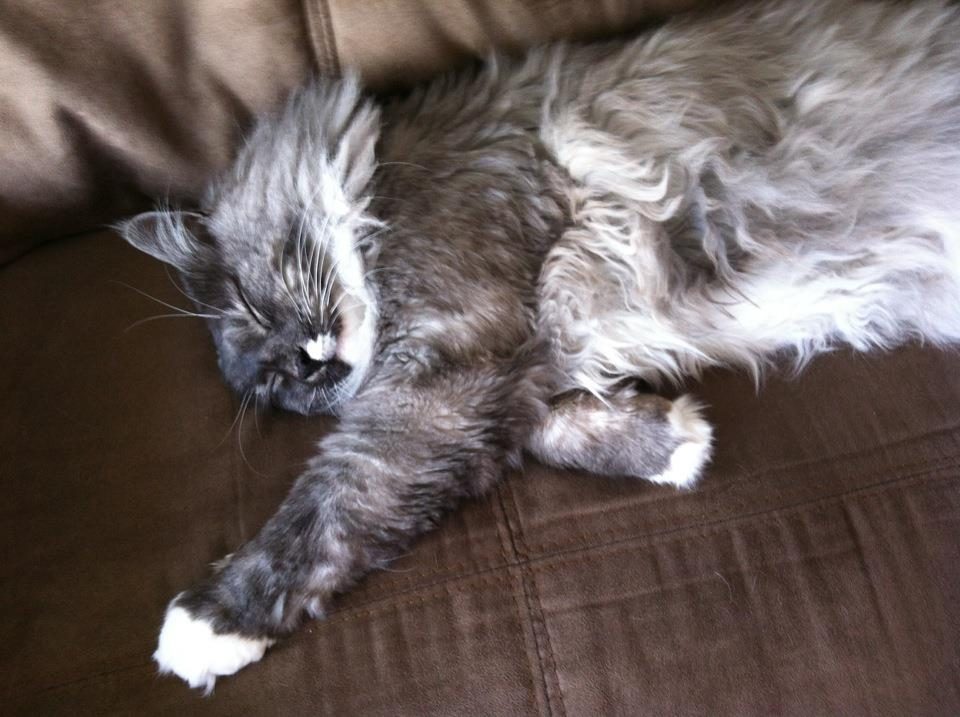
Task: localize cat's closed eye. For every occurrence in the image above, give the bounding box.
[231,277,271,329]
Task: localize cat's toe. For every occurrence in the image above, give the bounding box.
[647,395,713,489]
[154,599,273,693]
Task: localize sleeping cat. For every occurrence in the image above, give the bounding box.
[120,0,960,691]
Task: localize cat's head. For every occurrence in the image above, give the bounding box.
[120,77,383,415]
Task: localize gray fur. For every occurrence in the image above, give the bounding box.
[120,0,960,690]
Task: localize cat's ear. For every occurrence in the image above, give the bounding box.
[334,100,381,201]
[118,210,209,270]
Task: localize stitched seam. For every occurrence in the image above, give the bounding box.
[352,554,509,597]
[331,463,956,618]
[527,448,960,555]
[303,0,341,75]
[529,462,960,568]
[341,471,955,617]
[500,483,568,717]
[12,574,514,700]
[494,488,546,717]
[300,0,322,72]
[317,0,341,74]
[495,485,555,717]
[355,452,958,604]
[328,571,512,625]
[719,421,960,486]
[559,427,960,551]
[14,469,956,699]
[9,660,154,701]
[348,428,960,597]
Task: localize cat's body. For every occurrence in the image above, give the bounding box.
[121,0,960,690]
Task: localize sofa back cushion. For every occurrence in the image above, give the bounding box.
[0,0,704,265]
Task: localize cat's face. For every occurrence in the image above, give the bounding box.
[210,231,374,418]
[120,77,383,415]
[121,207,380,416]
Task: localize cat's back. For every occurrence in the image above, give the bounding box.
[546,0,960,148]
[378,0,960,190]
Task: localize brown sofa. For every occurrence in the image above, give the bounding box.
[3,1,959,714]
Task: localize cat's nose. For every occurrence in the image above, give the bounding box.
[297,333,337,380]
[296,347,326,379]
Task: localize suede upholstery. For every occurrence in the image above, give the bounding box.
[2,2,958,714]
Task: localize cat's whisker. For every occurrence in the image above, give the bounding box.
[286,284,309,323]
[313,239,326,306]
[290,178,333,319]
[293,174,328,248]
[236,390,268,478]
[360,223,393,244]
[362,266,399,281]
[370,194,418,206]
[296,240,308,317]
[293,213,311,319]
[217,389,252,450]
[377,160,430,172]
[327,292,349,319]
[309,215,329,308]
[268,373,280,406]
[316,381,344,416]
[112,280,216,318]
[313,213,334,306]
[163,267,225,315]
[279,240,309,323]
[124,313,222,332]
[319,271,337,314]
[305,226,318,308]
[252,387,266,440]
[319,252,346,312]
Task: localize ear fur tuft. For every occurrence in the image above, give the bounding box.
[118,210,208,270]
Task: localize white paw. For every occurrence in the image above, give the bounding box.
[648,395,713,489]
[154,603,274,693]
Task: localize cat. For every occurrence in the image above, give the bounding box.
[120,0,960,691]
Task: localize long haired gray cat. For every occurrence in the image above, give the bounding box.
[120,0,960,691]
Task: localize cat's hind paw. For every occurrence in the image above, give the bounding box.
[154,601,273,694]
[647,395,714,489]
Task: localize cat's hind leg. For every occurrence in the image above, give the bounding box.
[527,384,712,488]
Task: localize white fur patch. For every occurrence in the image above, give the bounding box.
[154,605,273,693]
[303,333,336,362]
[648,395,713,489]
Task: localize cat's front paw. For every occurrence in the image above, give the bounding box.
[647,395,714,489]
[154,594,274,694]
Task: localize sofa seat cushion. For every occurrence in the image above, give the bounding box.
[2,230,959,714]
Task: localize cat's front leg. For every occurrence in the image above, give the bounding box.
[153,363,544,691]
[527,385,713,488]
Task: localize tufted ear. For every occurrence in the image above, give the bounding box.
[334,96,381,202]
[118,210,209,270]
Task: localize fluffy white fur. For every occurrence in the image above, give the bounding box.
[647,396,714,488]
[534,0,960,392]
[154,605,273,694]
[303,332,337,362]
